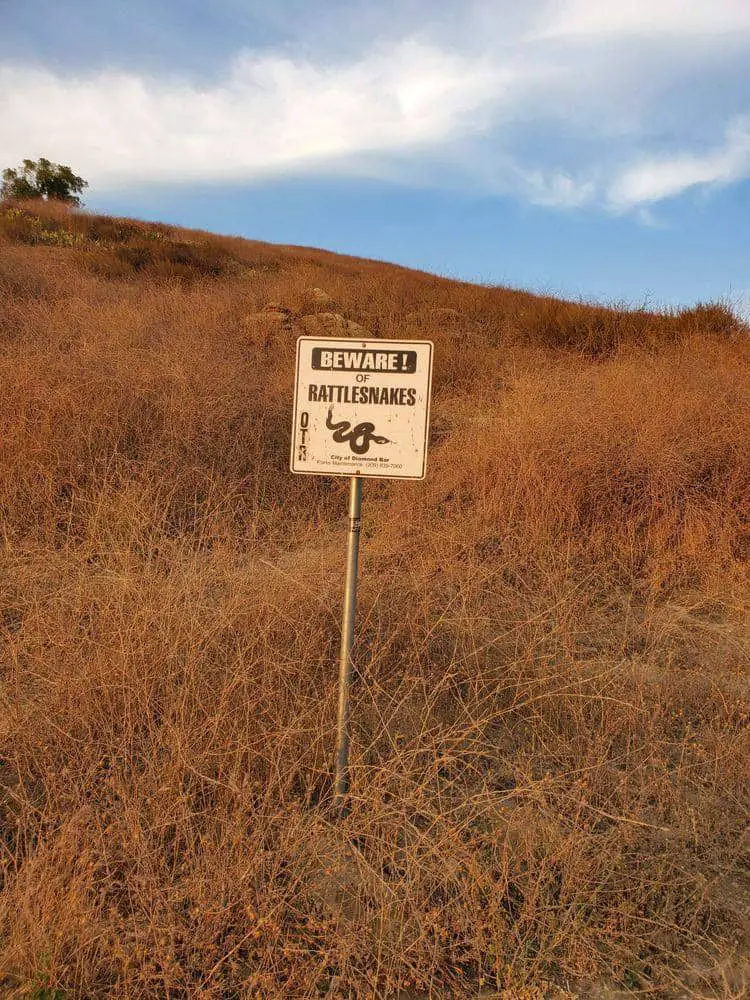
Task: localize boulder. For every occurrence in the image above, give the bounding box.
[299,312,371,338]
[302,287,335,311]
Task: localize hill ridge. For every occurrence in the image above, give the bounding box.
[0,198,748,998]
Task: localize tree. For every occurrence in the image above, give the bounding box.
[2,158,88,206]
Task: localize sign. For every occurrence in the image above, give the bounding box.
[290,337,434,480]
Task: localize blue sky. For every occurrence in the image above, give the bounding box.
[2,0,749,314]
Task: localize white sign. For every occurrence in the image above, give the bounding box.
[291,337,434,480]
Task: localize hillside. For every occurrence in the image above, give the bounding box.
[0,200,748,999]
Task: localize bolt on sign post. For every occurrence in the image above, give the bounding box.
[290,337,434,816]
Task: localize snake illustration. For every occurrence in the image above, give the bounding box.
[326,407,391,455]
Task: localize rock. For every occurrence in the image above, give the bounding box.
[262,301,291,314]
[312,312,347,335]
[299,312,371,338]
[303,286,335,310]
[344,318,371,338]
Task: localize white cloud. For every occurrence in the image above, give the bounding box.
[537,0,750,38]
[520,169,597,208]
[1,1,749,212]
[608,118,750,208]
[0,41,505,187]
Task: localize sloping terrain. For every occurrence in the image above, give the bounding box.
[0,200,748,998]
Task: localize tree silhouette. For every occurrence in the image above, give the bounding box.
[2,158,88,206]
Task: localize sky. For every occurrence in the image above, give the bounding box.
[2,0,749,314]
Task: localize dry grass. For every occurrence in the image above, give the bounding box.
[0,200,748,998]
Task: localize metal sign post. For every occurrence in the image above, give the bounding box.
[290,337,433,816]
[333,475,362,816]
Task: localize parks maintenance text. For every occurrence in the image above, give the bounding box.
[308,384,417,405]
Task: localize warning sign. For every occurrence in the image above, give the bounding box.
[290,337,434,480]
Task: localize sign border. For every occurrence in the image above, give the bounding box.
[290,336,434,481]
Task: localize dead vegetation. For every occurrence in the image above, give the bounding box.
[0,200,748,998]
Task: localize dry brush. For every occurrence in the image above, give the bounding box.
[0,201,748,998]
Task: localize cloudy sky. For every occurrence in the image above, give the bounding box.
[2,0,749,312]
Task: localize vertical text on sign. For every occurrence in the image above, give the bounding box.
[297,410,309,463]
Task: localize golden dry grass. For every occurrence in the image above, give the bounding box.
[0,200,748,998]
